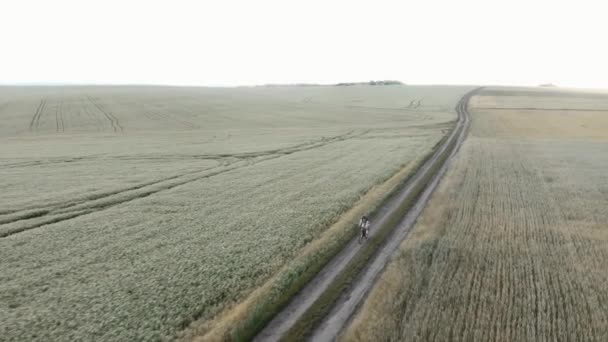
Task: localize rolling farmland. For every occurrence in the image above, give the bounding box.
[343,87,608,341]
[0,85,471,341]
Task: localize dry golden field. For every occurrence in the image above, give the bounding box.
[343,87,608,342]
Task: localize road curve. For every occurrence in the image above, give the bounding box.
[254,89,480,342]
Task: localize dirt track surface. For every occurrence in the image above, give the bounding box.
[254,89,479,342]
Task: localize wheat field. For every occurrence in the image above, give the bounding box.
[0,85,470,341]
[343,87,608,342]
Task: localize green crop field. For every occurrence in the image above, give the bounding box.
[343,87,608,342]
[0,85,470,341]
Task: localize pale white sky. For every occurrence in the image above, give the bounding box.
[1,0,607,88]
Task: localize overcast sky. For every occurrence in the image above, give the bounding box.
[2,0,607,88]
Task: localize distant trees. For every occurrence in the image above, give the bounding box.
[258,80,404,87]
[335,80,403,86]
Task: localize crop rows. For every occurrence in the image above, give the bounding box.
[343,89,608,341]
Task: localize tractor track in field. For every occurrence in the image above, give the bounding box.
[87,95,123,132]
[253,88,481,342]
[0,130,368,238]
[0,165,223,224]
[0,129,362,170]
[59,99,65,132]
[29,98,47,131]
[83,98,106,131]
[0,162,246,238]
[55,99,61,132]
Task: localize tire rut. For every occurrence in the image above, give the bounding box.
[0,131,360,170]
[82,97,105,131]
[55,99,60,132]
[59,99,65,132]
[29,98,47,131]
[0,161,248,238]
[87,95,123,132]
[0,129,367,238]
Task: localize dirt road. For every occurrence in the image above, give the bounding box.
[254,89,479,342]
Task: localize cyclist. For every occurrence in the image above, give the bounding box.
[358,215,370,243]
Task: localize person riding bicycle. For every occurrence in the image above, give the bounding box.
[359,215,370,243]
